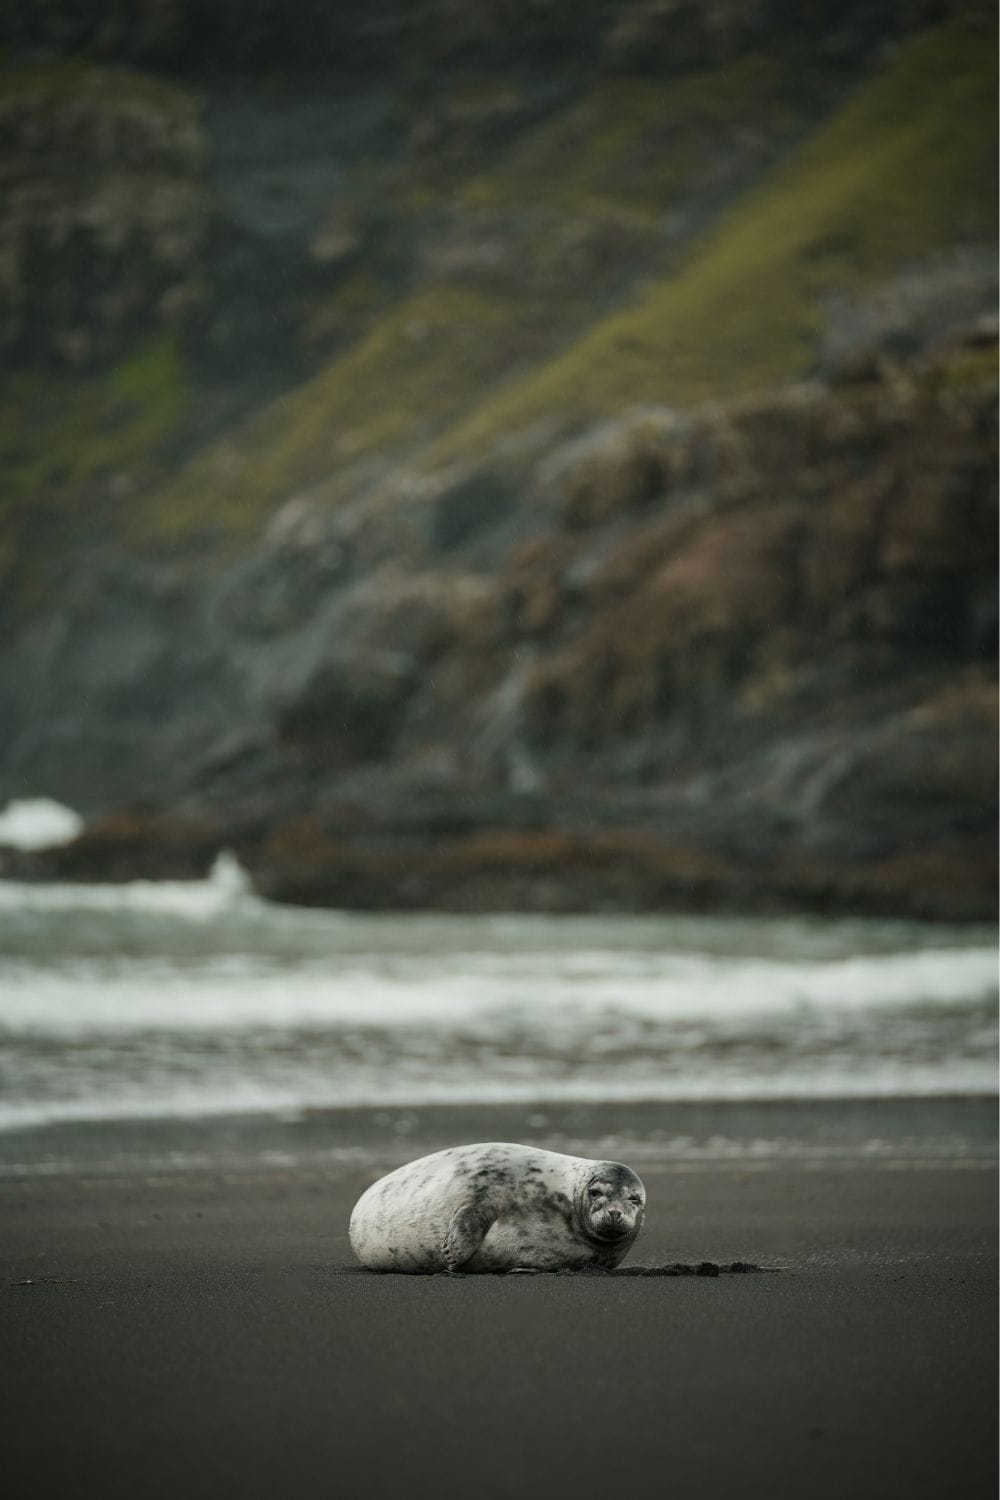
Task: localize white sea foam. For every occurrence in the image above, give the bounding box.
[0,1060,996,1135]
[0,944,994,1034]
[0,798,84,850]
[0,849,254,919]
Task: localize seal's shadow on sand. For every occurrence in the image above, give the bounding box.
[336,1261,775,1277]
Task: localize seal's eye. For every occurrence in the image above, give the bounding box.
[628,1195,643,1205]
[588,1186,606,1198]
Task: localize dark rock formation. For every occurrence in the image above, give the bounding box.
[0,1,995,919]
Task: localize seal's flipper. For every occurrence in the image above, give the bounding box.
[443,1202,496,1270]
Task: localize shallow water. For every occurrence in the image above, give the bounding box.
[0,860,995,1147]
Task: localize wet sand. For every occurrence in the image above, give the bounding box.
[2,1153,996,1500]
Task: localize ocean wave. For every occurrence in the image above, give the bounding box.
[0,850,253,920]
[0,1060,996,1134]
[1,885,994,1128]
[0,943,995,1035]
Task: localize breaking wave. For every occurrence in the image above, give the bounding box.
[0,872,995,1129]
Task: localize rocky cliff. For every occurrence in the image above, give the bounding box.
[1,1,996,918]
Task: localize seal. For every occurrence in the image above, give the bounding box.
[348,1142,646,1273]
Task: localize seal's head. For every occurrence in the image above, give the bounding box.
[577,1161,646,1246]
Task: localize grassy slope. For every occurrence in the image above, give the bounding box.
[0,59,200,593]
[156,6,994,542]
[431,53,800,231]
[130,52,816,545]
[136,286,524,545]
[3,8,995,568]
[0,334,188,596]
[436,8,997,458]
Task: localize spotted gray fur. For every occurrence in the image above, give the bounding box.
[348,1143,646,1273]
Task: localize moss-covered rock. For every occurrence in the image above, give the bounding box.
[437,6,997,456]
[0,331,189,609]
[0,60,209,368]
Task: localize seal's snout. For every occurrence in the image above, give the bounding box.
[589,1204,635,1242]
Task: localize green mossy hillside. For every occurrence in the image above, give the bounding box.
[2,5,994,571]
[145,6,994,547]
[135,286,533,546]
[436,8,997,459]
[135,49,822,548]
[0,333,188,597]
[450,53,800,224]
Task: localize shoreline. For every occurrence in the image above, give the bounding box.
[1,1093,996,1178]
[4,822,997,924]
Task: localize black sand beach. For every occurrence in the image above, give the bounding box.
[3,1140,997,1500]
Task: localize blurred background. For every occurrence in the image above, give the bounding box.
[0,0,996,1171]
